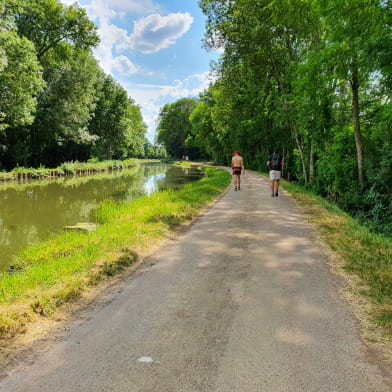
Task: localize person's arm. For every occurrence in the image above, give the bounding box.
[241,158,245,173]
[231,157,234,168]
[281,158,285,169]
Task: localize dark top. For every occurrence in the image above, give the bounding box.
[268,154,283,171]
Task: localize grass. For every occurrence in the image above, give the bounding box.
[1,158,140,182]
[281,179,392,335]
[0,164,141,193]
[0,167,231,339]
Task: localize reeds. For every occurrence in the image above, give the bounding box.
[1,159,140,182]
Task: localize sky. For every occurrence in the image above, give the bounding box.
[61,0,220,143]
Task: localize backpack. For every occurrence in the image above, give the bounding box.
[269,155,281,170]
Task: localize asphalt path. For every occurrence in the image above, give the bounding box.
[1,170,391,391]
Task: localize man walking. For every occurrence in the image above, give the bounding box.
[231,150,245,191]
[267,147,284,197]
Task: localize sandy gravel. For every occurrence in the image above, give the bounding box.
[0,170,391,391]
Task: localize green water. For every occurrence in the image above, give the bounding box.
[0,162,203,270]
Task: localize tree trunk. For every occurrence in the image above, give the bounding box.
[292,123,308,183]
[351,68,364,186]
[309,141,315,184]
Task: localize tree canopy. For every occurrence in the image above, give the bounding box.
[157,98,200,159]
[156,0,391,236]
[0,0,149,169]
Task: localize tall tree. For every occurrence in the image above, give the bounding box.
[8,0,101,167]
[88,76,146,160]
[13,0,99,62]
[197,0,391,234]
[312,0,390,185]
[157,98,199,159]
[0,4,45,132]
[29,50,103,165]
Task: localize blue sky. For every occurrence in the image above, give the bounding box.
[61,0,220,142]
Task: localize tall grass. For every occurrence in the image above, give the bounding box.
[1,159,140,182]
[282,180,392,333]
[0,167,231,338]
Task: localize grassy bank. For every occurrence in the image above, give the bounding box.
[0,164,142,193]
[282,180,392,336]
[0,158,140,181]
[0,167,231,338]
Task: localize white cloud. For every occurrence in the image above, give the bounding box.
[112,55,138,74]
[60,0,75,5]
[127,13,194,54]
[125,72,213,142]
[97,0,161,14]
[60,1,165,75]
[85,0,161,22]
[92,21,132,74]
[59,1,209,141]
[93,12,194,76]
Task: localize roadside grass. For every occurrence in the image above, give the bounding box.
[281,180,392,335]
[0,167,231,339]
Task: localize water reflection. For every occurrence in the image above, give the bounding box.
[0,163,203,270]
[143,174,166,195]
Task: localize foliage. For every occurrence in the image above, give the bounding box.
[143,141,168,159]
[157,98,200,159]
[0,4,45,131]
[185,0,392,236]
[0,0,151,170]
[88,76,146,160]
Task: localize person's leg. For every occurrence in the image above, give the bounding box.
[275,179,280,196]
[270,179,275,196]
[274,171,281,196]
[238,174,241,189]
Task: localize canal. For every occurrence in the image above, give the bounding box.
[0,162,203,270]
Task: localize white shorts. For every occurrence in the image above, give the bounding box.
[269,170,281,180]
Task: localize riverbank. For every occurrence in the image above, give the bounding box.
[0,158,142,182]
[0,167,231,344]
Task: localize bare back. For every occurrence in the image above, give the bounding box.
[231,155,244,168]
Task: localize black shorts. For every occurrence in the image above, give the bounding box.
[232,167,242,175]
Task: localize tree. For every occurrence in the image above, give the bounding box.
[13,0,99,62]
[29,49,103,166]
[0,0,151,169]
[157,98,199,159]
[0,5,45,131]
[312,0,391,185]
[88,76,146,159]
[197,0,391,234]
[3,0,102,167]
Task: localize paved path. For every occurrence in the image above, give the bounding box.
[1,170,391,391]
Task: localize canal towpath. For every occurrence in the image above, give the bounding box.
[0,169,391,391]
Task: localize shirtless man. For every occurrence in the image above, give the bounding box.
[231,150,245,191]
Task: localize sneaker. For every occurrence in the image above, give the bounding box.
[238,186,241,190]
[235,187,237,191]
[271,194,275,197]
[275,191,279,197]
